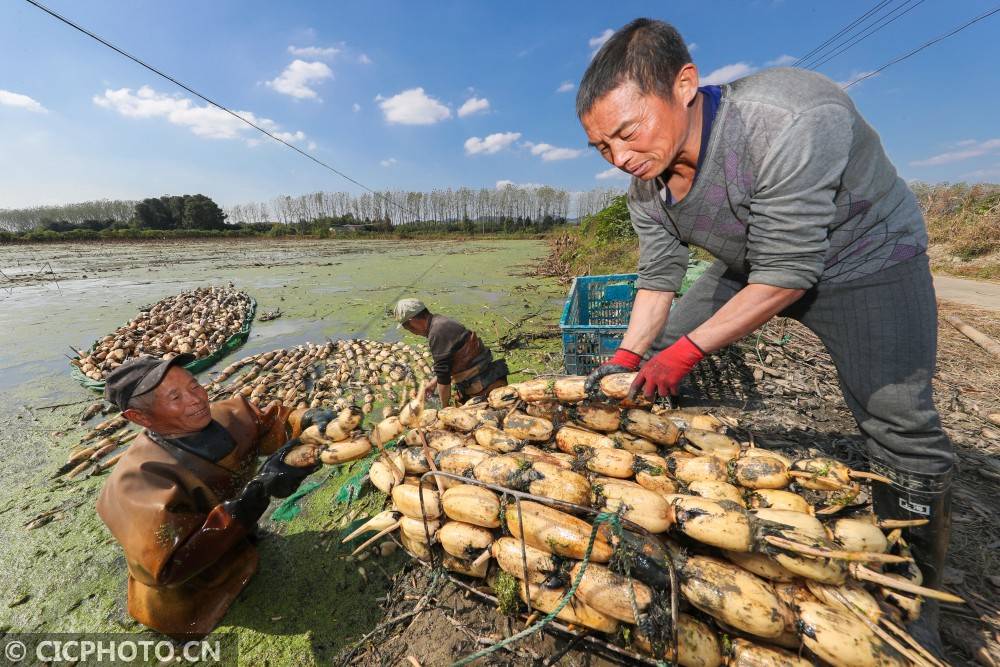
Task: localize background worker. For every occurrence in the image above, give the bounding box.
[579,19,954,652]
[96,355,319,640]
[393,298,508,406]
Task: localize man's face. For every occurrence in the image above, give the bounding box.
[402,317,429,337]
[125,366,211,435]
[581,72,698,181]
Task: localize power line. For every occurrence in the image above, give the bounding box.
[792,0,896,67]
[22,0,416,219]
[802,0,926,70]
[23,0,446,337]
[843,5,1000,88]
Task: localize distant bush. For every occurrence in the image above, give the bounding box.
[914,182,1000,260]
[580,194,634,243]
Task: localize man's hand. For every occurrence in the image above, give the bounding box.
[424,378,439,397]
[258,438,321,498]
[437,382,452,407]
[628,336,704,400]
[222,477,271,528]
[584,348,642,393]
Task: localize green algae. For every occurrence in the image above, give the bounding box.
[0,238,566,663]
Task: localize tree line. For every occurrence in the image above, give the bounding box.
[224,185,624,227]
[0,185,626,239]
[0,194,226,233]
[0,199,136,232]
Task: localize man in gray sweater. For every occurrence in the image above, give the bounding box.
[580,18,953,652]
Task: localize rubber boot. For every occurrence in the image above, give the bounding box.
[869,462,953,658]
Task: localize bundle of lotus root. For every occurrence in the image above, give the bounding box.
[72,285,254,381]
[342,373,960,667]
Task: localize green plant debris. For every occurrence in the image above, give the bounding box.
[492,571,521,616]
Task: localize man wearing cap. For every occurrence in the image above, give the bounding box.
[96,354,318,639]
[577,19,954,652]
[393,298,508,406]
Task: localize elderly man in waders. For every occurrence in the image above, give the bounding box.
[96,355,320,639]
[393,298,508,406]
[579,19,954,653]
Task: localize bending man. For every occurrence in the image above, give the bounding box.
[393,298,508,406]
[579,19,953,651]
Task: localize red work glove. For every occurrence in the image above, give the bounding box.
[628,335,705,400]
[584,348,642,393]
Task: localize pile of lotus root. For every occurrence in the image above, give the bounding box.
[284,373,959,667]
[72,285,254,381]
[66,339,432,479]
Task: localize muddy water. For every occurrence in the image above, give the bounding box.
[0,238,565,663]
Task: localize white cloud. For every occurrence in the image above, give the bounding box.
[0,89,47,113]
[596,166,628,180]
[465,132,521,155]
[957,139,978,147]
[266,60,333,100]
[960,164,1000,181]
[589,28,614,54]
[701,62,756,85]
[380,157,397,167]
[836,70,878,88]
[273,130,306,143]
[307,141,318,151]
[525,141,585,161]
[911,139,1000,167]
[556,81,575,93]
[496,180,544,189]
[93,85,307,146]
[766,54,797,67]
[688,42,698,53]
[358,53,373,65]
[458,96,490,118]
[352,102,361,112]
[287,45,340,59]
[378,87,451,125]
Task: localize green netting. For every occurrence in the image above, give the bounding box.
[70,296,256,392]
[271,445,385,523]
[333,450,380,504]
[271,479,325,523]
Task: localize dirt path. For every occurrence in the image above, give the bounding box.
[934,273,1000,311]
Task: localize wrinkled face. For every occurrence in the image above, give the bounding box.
[125,366,211,435]
[581,72,698,181]
[402,316,429,337]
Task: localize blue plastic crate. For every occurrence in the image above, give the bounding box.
[559,273,638,375]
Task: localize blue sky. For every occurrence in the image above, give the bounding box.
[1,0,998,209]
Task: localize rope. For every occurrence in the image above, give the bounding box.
[450,511,637,667]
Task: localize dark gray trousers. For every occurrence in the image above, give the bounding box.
[652,254,955,476]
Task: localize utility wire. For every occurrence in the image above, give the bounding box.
[802,0,926,70]
[24,0,449,337]
[23,0,417,219]
[842,5,1000,88]
[792,0,896,67]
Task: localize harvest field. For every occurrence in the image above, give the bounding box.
[1,237,999,666]
[0,238,565,663]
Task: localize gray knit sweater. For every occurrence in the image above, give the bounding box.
[629,68,927,292]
